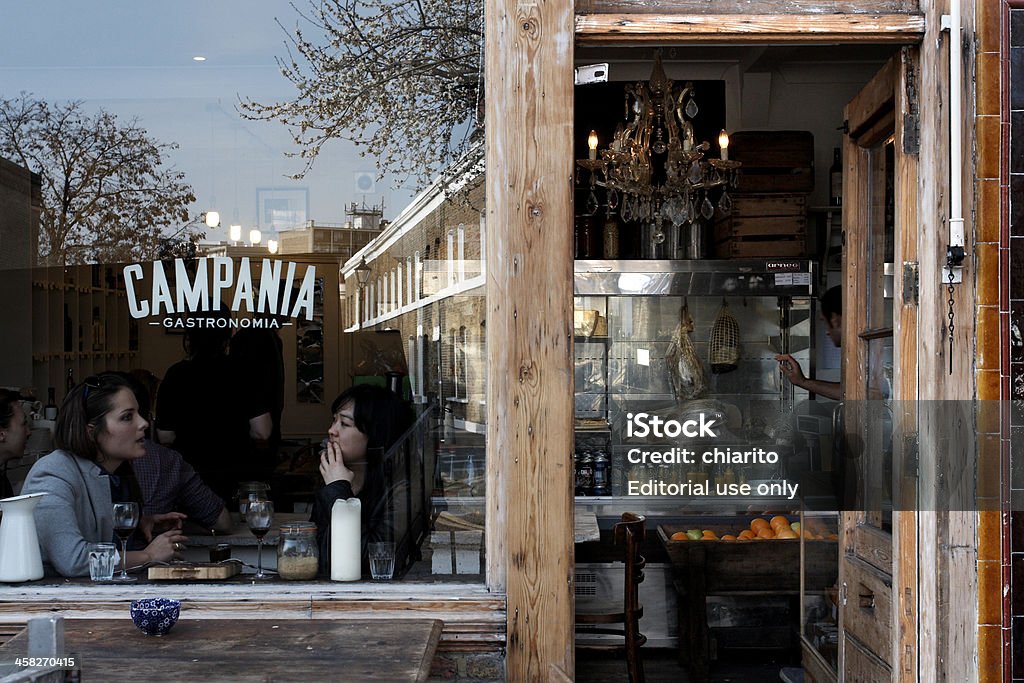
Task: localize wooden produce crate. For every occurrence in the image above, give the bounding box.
[730,130,814,193]
[658,520,837,592]
[714,193,808,258]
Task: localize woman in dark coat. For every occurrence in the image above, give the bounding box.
[310,384,414,576]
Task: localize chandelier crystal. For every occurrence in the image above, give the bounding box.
[578,53,740,244]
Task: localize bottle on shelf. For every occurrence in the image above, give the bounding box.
[65,368,74,397]
[63,304,72,352]
[91,307,105,352]
[602,213,620,260]
[44,387,58,420]
[829,147,842,206]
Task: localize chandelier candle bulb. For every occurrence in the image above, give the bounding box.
[588,130,598,160]
[719,130,729,160]
[330,498,361,581]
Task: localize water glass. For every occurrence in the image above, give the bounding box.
[88,542,117,581]
[368,542,396,581]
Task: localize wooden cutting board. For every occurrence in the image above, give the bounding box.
[148,561,241,580]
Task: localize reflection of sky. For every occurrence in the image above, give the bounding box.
[0,1,415,243]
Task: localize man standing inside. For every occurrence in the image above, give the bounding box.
[774,286,842,401]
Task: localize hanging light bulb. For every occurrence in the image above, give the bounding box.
[718,129,730,160]
[588,130,599,160]
[205,211,221,228]
[249,229,262,245]
[229,224,242,242]
[267,239,279,254]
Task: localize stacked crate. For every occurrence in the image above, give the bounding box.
[713,131,813,258]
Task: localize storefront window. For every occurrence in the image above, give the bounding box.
[0,3,485,587]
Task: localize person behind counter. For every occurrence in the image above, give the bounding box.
[0,389,32,499]
[311,384,414,576]
[775,285,842,401]
[116,371,233,535]
[20,374,189,577]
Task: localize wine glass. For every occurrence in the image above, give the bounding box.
[111,502,139,583]
[246,500,274,580]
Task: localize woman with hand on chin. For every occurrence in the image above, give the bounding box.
[21,374,189,577]
[310,384,414,576]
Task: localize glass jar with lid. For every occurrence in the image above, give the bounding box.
[277,522,319,580]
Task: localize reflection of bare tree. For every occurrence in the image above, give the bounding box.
[0,93,198,265]
[238,0,483,186]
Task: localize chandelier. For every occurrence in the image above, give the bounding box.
[578,54,740,245]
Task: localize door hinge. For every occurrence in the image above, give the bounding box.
[902,262,919,305]
[902,47,920,154]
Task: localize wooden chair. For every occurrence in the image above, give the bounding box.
[575,512,646,683]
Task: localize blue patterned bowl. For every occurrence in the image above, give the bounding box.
[130,598,180,636]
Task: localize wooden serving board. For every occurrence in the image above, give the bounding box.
[148,561,241,581]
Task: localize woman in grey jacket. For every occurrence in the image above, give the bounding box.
[21,374,188,577]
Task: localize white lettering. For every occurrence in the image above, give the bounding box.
[123,264,148,318]
[232,258,254,313]
[257,259,281,314]
[175,258,209,313]
[150,261,173,316]
[279,261,297,314]
[211,257,233,307]
[291,266,317,320]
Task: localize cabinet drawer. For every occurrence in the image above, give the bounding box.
[840,556,892,667]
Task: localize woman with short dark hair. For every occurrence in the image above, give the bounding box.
[21,373,188,577]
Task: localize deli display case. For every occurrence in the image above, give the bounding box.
[573,259,841,671]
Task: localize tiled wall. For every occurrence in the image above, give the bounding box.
[1003,3,1023,682]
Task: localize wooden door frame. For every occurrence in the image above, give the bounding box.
[485,2,934,679]
[840,50,920,681]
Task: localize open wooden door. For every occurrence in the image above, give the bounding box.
[838,49,919,681]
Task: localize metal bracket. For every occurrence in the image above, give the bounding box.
[902,262,919,305]
[940,14,952,31]
[943,245,966,284]
[575,63,609,85]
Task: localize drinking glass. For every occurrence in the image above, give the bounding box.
[368,542,396,581]
[246,500,274,580]
[111,502,139,583]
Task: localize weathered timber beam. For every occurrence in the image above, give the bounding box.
[575,13,926,44]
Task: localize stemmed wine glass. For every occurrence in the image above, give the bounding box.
[111,502,139,583]
[246,500,274,580]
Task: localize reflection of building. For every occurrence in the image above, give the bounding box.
[278,202,386,259]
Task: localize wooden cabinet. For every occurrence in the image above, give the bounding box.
[28,264,138,402]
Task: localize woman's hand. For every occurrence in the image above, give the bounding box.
[140,512,188,542]
[320,440,355,486]
[144,528,190,564]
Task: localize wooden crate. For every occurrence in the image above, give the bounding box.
[731,131,814,193]
[714,193,808,258]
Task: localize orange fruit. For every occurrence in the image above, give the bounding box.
[701,531,718,540]
[670,531,688,541]
[770,516,790,531]
[750,518,770,532]
[738,530,755,540]
[756,527,776,539]
[721,535,737,541]
[775,528,799,539]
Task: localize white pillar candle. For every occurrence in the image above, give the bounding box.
[330,498,361,581]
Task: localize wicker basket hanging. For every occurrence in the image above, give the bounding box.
[709,301,740,374]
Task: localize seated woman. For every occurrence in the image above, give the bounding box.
[311,384,414,576]
[21,374,189,577]
[0,388,31,498]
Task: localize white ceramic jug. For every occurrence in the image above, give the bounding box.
[0,492,47,582]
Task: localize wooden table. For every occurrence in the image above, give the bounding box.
[0,618,443,682]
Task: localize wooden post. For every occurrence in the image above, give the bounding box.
[484,0,575,678]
